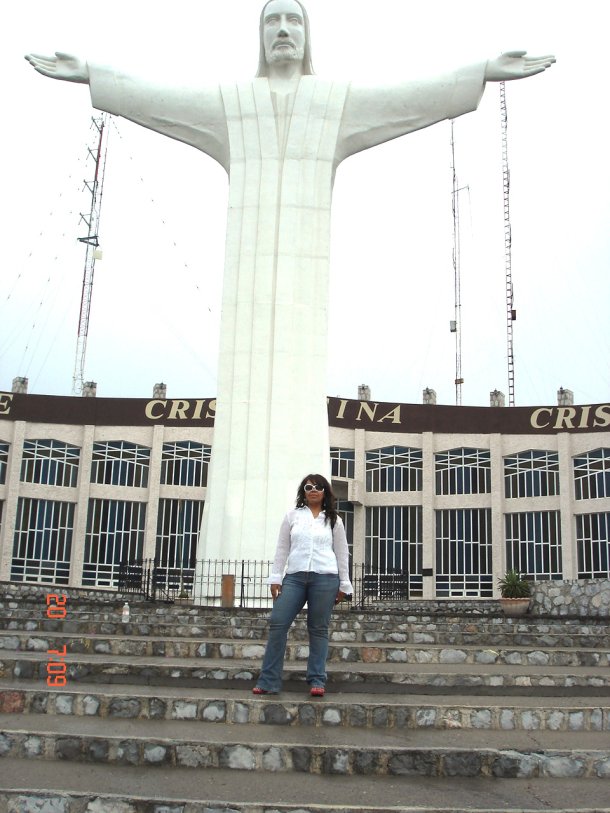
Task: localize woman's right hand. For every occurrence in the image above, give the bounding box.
[270,583,282,600]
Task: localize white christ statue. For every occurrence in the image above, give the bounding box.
[26,0,554,562]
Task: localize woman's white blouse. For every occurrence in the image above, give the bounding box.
[268,507,354,594]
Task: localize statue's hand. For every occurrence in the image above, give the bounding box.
[485,51,555,82]
[24,52,89,84]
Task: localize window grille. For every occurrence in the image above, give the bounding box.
[82,499,146,586]
[435,448,491,495]
[11,497,73,584]
[366,446,422,492]
[574,448,610,500]
[330,447,355,479]
[156,498,204,567]
[435,508,493,597]
[365,505,423,596]
[161,441,211,487]
[504,450,559,498]
[0,441,9,485]
[337,499,355,570]
[505,511,562,580]
[20,439,80,488]
[91,441,150,488]
[153,498,204,597]
[576,512,610,579]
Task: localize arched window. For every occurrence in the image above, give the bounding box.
[20,439,80,488]
[91,441,150,488]
[161,441,211,487]
[504,450,559,498]
[366,446,422,492]
[435,448,490,495]
[573,448,610,500]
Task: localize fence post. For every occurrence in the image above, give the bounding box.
[145,560,151,601]
[221,574,235,608]
[240,560,246,607]
[360,562,365,610]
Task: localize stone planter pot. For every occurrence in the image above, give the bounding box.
[499,597,530,616]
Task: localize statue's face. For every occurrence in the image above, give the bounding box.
[263,0,306,66]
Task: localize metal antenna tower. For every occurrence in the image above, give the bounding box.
[450,121,464,406]
[72,114,109,395]
[500,82,516,406]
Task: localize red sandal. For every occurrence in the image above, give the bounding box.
[252,687,277,695]
[310,687,325,697]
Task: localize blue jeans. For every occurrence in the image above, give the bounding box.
[256,571,340,692]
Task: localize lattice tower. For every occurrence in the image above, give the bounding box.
[72,114,109,395]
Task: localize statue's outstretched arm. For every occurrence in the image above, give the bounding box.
[485,51,555,82]
[25,52,89,84]
[24,52,229,170]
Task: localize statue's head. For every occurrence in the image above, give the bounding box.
[256,0,314,76]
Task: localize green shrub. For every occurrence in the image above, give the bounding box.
[498,569,531,598]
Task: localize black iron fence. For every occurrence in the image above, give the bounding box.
[117,558,411,609]
[118,558,273,607]
[357,570,409,603]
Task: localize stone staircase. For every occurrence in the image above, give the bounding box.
[0,587,609,813]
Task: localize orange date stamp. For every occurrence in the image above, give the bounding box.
[45,594,67,687]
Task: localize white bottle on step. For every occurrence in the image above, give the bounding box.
[121,602,130,622]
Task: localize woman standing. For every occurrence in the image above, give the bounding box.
[253,473,353,697]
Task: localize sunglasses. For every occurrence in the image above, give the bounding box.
[304,484,324,492]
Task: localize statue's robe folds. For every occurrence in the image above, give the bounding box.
[89,64,485,560]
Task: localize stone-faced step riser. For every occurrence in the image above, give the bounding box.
[0,601,610,631]
[2,793,584,813]
[3,618,610,649]
[1,634,609,668]
[1,730,610,778]
[0,593,596,620]
[0,619,263,640]
[4,602,610,633]
[2,688,609,732]
[0,793,397,813]
[4,656,610,690]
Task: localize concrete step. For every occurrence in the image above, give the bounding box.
[2,589,610,812]
[3,651,610,694]
[2,759,610,813]
[1,629,608,667]
[1,713,609,779]
[4,615,610,648]
[2,680,608,731]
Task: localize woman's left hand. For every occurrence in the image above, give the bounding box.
[334,590,346,604]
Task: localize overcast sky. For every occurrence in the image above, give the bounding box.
[1,0,608,408]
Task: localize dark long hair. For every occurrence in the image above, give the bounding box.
[256,0,315,77]
[295,473,338,528]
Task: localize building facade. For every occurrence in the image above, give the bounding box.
[1,389,609,601]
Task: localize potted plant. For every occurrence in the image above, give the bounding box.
[498,569,531,616]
